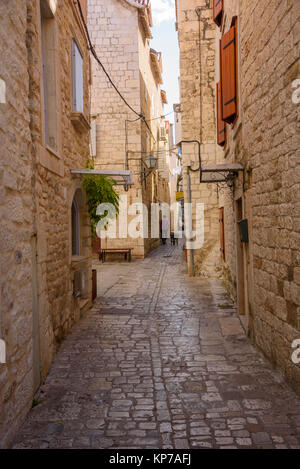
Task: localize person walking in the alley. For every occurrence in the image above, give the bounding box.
[162,215,169,245]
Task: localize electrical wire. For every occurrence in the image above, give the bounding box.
[145,110,174,122]
[76,0,177,169]
[127,146,180,155]
[76,1,171,132]
[75,0,144,119]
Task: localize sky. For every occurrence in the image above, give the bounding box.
[150,0,180,125]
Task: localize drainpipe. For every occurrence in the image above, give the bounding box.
[179,140,201,277]
[186,167,195,277]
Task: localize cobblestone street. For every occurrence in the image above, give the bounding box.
[13,244,300,449]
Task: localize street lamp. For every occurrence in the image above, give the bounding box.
[141,154,158,184]
[144,154,157,170]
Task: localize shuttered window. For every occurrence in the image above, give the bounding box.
[80,0,87,22]
[220,24,238,124]
[213,0,224,27]
[76,0,87,22]
[217,82,226,146]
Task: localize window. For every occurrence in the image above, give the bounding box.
[213,0,224,27]
[220,22,238,124]
[41,0,58,150]
[216,82,226,146]
[72,39,84,113]
[72,196,80,256]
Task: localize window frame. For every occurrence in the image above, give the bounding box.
[72,38,84,114]
[220,22,239,124]
[216,81,226,146]
[71,196,81,256]
[213,0,224,27]
[40,1,58,151]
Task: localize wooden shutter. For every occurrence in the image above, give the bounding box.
[79,0,87,22]
[217,82,226,146]
[220,24,238,124]
[213,0,224,27]
[219,208,225,260]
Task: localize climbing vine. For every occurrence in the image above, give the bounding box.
[82,161,119,237]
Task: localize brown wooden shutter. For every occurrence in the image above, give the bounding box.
[77,0,87,22]
[220,24,238,124]
[217,82,226,146]
[213,0,224,27]
[219,208,225,260]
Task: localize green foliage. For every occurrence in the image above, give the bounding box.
[82,161,119,237]
[32,397,40,408]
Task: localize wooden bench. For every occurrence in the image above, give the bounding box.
[100,248,133,263]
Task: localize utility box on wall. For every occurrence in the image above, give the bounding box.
[237,219,249,243]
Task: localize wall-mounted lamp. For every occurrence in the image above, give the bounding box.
[144,154,157,170]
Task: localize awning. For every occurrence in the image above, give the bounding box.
[71,169,134,189]
[200,163,244,183]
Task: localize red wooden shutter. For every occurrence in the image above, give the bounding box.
[219,208,225,260]
[217,82,226,146]
[220,24,238,124]
[213,0,224,27]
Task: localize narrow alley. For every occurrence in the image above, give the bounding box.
[13,244,300,449]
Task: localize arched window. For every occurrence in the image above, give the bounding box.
[72,196,80,256]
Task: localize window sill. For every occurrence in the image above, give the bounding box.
[46,144,60,159]
[70,112,91,133]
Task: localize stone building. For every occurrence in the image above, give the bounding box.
[88,0,170,258]
[175,0,220,276]
[213,0,300,392]
[0,0,92,447]
[176,0,300,391]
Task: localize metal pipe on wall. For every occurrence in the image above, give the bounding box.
[185,167,195,277]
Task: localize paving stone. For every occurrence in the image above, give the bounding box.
[12,244,300,449]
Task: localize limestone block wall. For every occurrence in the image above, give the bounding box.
[27,0,92,381]
[177,0,220,276]
[0,0,93,447]
[216,0,300,391]
[89,0,146,257]
[0,0,35,448]
[89,0,166,257]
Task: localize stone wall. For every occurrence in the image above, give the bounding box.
[27,0,92,380]
[0,0,35,448]
[177,0,220,277]
[0,0,93,447]
[216,0,300,390]
[88,0,167,257]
